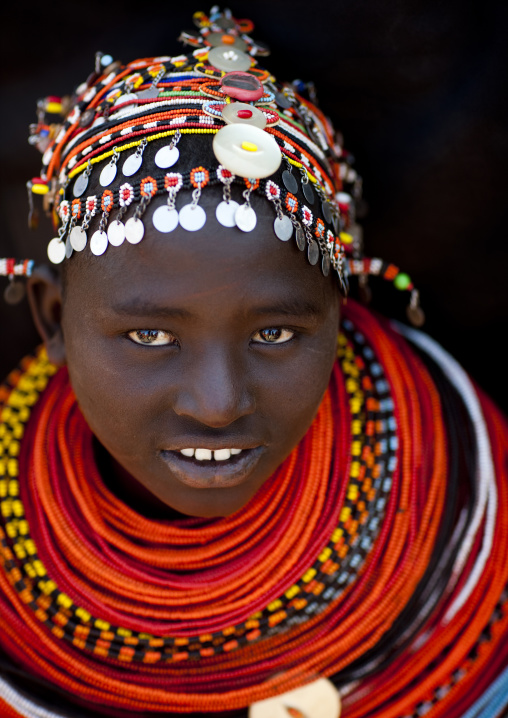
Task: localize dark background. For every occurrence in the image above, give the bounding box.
[1,0,507,410]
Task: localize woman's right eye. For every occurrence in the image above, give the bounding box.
[127,329,178,346]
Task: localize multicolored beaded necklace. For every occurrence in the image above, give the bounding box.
[0,301,507,717]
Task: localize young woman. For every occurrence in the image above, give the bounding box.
[1,8,507,717]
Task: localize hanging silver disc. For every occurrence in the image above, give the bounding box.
[90,230,108,256]
[273,90,292,109]
[125,217,145,244]
[47,238,66,265]
[108,220,126,246]
[100,162,117,187]
[70,226,87,252]
[215,199,239,227]
[4,281,26,305]
[332,213,341,233]
[207,46,251,72]
[322,200,332,224]
[153,206,179,233]
[73,172,89,198]
[179,204,206,232]
[273,215,293,241]
[122,153,143,177]
[295,225,306,251]
[308,239,320,265]
[136,86,160,100]
[302,180,315,204]
[65,233,73,259]
[235,204,257,232]
[282,170,298,194]
[321,252,331,277]
[155,145,180,169]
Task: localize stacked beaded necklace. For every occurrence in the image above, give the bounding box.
[0,301,507,717]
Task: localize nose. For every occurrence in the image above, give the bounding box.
[172,346,255,428]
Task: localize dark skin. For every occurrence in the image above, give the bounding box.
[28,192,340,519]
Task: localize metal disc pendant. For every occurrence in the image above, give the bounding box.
[321,252,331,277]
[322,200,332,224]
[302,180,315,204]
[208,46,251,72]
[100,162,117,187]
[235,204,257,232]
[73,172,89,198]
[136,86,160,100]
[65,233,73,259]
[333,213,341,233]
[308,239,320,265]
[122,153,143,177]
[179,204,206,232]
[155,145,180,169]
[90,230,108,256]
[274,215,293,241]
[274,90,292,109]
[216,200,239,227]
[153,206,179,233]
[47,238,66,264]
[107,220,126,246]
[295,225,306,251]
[125,217,145,244]
[4,281,26,305]
[70,226,87,252]
[282,170,298,194]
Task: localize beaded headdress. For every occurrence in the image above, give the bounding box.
[2,5,423,325]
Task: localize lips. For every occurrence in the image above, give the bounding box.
[159,446,265,489]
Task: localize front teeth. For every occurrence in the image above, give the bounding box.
[179,448,243,461]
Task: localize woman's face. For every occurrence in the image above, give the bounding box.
[59,193,340,518]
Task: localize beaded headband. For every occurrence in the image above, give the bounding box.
[1,5,424,325]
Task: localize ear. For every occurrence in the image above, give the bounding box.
[26,264,66,366]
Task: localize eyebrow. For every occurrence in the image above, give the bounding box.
[110,298,323,319]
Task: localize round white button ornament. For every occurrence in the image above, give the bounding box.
[208,46,252,72]
[222,102,267,130]
[213,124,282,179]
[248,678,341,718]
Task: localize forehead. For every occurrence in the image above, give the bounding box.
[63,190,337,314]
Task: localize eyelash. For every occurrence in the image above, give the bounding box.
[126,327,296,347]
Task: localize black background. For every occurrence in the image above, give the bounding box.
[1,0,507,410]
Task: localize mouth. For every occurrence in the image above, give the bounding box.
[159,446,265,489]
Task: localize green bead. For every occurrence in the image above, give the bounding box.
[394,273,411,290]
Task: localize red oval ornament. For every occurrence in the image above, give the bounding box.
[220,71,264,102]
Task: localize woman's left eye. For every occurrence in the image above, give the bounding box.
[252,328,295,344]
[127,329,177,346]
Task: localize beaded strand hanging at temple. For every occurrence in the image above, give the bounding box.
[0,5,424,324]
